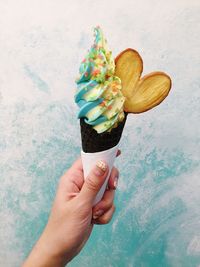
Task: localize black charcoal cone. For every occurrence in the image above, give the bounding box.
[80,113,127,153]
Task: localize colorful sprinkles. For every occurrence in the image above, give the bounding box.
[75,26,125,133]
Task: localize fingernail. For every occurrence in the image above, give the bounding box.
[114,177,118,189]
[95,160,107,176]
[93,209,104,219]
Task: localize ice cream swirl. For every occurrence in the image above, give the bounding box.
[75,26,125,133]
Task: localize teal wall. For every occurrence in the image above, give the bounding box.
[0,1,200,266]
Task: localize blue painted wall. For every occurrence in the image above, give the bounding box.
[0,1,200,266]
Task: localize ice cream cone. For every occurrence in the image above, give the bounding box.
[80,114,127,205]
[74,26,172,206]
[81,144,117,205]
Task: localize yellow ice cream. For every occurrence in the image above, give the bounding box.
[75,26,125,133]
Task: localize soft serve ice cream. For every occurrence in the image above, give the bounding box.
[75,26,125,133]
[74,26,172,205]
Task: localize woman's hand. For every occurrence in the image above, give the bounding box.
[23,152,120,267]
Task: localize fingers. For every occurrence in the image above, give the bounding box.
[93,205,115,224]
[92,165,119,223]
[79,161,109,205]
[62,151,120,198]
[69,154,120,192]
[92,189,115,218]
[59,158,84,198]
[107,167,119,190]
[59,149,121,204]
[70,157,83,171]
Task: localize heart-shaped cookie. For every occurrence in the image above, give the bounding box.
[115,48,172,113]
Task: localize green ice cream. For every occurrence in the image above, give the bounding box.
[75,26,125,133]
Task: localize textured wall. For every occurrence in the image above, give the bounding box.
[0,0,200,266]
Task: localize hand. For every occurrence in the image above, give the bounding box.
[23,151,120,267]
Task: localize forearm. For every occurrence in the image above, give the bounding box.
[22,232,67,267]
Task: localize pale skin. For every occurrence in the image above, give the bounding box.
[23,150,121,267]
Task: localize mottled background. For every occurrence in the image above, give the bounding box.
[0,0,200,266]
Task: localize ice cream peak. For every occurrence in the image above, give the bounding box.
[75,26,125,133]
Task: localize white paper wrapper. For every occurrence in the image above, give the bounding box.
[81,144,118,206]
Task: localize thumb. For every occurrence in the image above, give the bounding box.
[79,160,108,205]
